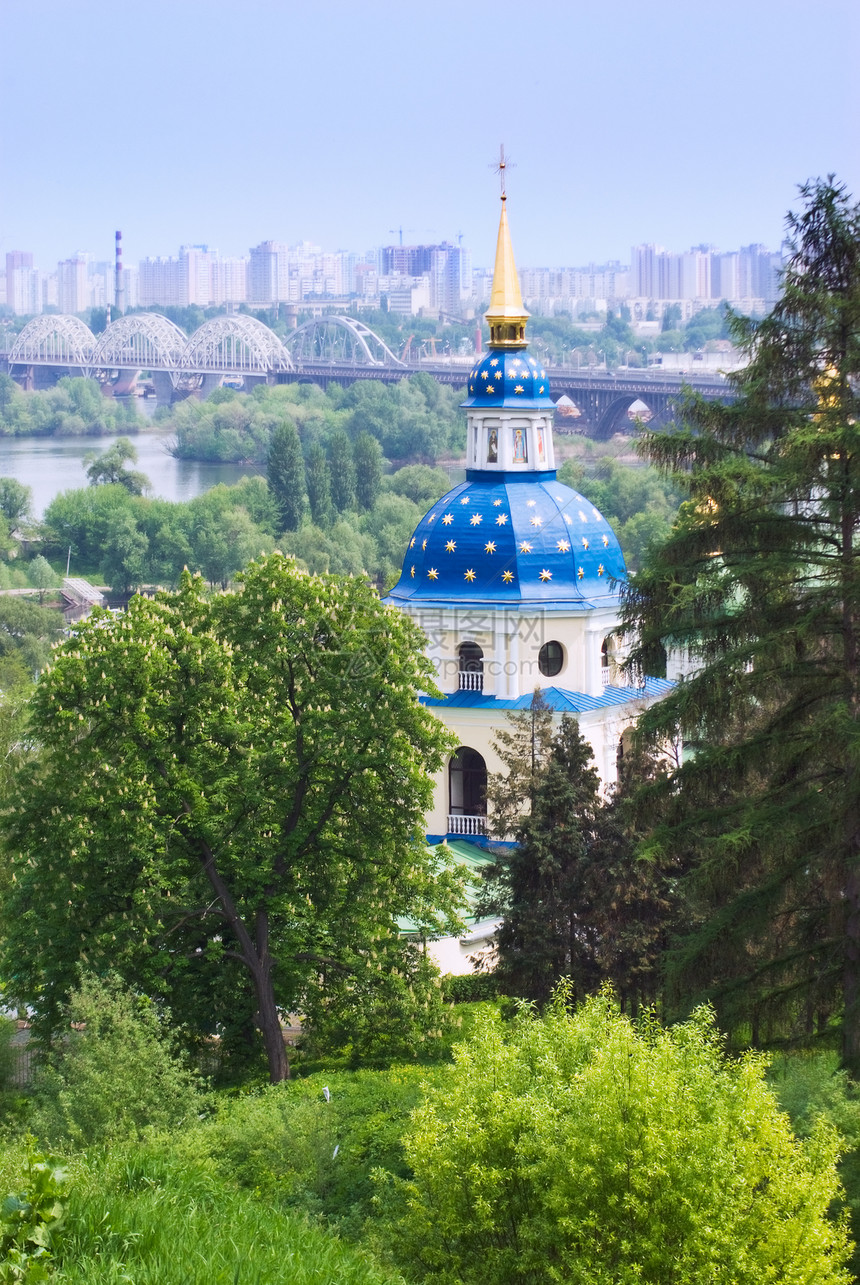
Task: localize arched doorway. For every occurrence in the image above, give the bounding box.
[448,747,487,835]
[458,642,484,691]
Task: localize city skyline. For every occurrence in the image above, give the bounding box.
[4,226,784,276]
[3,233,784,320]
[2,0,857,274]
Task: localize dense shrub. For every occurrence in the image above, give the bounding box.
[377,987,851,1285]
[440,973,502,1004]
[172,1066,446,1237]
[30,975,204,1148]
[769,1052,860,1280]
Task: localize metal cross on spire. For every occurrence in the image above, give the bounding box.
[491,144,515,200]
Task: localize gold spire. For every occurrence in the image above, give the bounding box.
[484,149,529,349]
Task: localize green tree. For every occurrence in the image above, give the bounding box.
[382,990,851,1285]
[28,554,58,605]
[483,713,605,1004]
[327,428,357,513]
[304,442,333,528]
[621,178,860,1060]
[299,938,457,1067]
[266,420,306,532]
[99,509,149,595]
[0,597,64,674]
[188,505,270,590]
[0,555,462,1083]
[85,437,149,495]
[591,739,680,1014]
[484,688,555,841]
[383,464,450,508]
[353,432,383,511]
[0,478,32,527]
[0,658,37,796]
[43,484,138,567]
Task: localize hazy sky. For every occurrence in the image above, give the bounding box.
[2,0,858,271]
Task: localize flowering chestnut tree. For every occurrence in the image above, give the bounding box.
[0,554,461,1082]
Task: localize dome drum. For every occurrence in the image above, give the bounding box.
[467,413,556,473]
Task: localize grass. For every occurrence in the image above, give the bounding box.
[6,1141,405,1285]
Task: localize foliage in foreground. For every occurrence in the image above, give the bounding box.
[378,988,851,1285]
[769,1052,860,1281]
[0,1145,67,1284]
[0,1140,402,1285]
[171,1064,448,1238]
[29,975,204,1149]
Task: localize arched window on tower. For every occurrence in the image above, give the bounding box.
[448,747,487,836]
[601,636,612,686]
[617,726,635,780]
[459,642,484,691]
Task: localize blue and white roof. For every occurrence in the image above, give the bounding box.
[387,474,626,608]
[462,349,555,408]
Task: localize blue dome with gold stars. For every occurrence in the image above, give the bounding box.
[386,474,626,608]
[463,350,554,408]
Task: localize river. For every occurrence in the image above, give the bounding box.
[0,404,259,518]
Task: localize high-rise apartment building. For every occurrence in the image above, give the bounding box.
[181,245,217,306]
[631,244,663,298]
[5,251,42,315]
[430,243,472,316]
[247,241,289,304]
[57,256,89,314]
[139,256,186,307]
[210,257,248,305]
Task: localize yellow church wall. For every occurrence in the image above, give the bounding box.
[422,698,641,839]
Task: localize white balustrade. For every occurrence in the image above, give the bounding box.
[447,814,487,835]
[459,670,484,691]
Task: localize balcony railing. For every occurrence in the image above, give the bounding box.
[601,666,611,686]
[459,670,484,691]
[447,814,487,835]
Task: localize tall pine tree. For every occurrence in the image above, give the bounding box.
[327,429,357,513]
[622,177,860,1061]
[484,712,604,1005]
[266,420,305,532]
[304,442,334,528]
[353,432,383,511]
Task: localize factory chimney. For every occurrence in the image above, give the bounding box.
[114,230,124,315]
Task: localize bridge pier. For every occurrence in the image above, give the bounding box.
[153,371,177,407]
[33,364,88,390]
[106,371,141,397]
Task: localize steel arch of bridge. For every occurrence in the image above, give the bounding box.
[9,315,96,373]
[92,313,188,375]
[180,315,294,375]
[284,316,405,368]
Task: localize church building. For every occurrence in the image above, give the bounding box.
[386,188,671,853]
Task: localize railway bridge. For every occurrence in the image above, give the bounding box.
[2,313,732,438]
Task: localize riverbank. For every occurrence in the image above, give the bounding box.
[0,428,259,518]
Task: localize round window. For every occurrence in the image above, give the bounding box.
[538,641,564,677]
